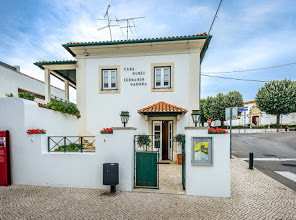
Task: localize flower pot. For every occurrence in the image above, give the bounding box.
[177,154,182,165]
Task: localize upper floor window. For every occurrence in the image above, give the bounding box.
[102,69,117,90]
[154,67,171,88]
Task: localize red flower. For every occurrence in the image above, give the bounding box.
[100,128,113,134]
[27,129,46,135]
[208,127,228,134]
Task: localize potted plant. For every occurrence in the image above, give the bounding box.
[136,135,151,150]
[100,128,113,134]
[174,134,184,165]
[208,127,228,134]
[26,129,46,134]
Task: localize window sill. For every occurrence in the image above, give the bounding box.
[99,89,120,94]
[151,87,174,92]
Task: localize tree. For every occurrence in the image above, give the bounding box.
[200,99,207,123]
[212,93,226,122]
[201,91,244,124]
[255,79,296,124]
[202,96,216,121]
[226,91,244,109]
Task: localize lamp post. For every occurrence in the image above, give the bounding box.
[191,110,201,127]
[120,111,130,127]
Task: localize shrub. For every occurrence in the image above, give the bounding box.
[5,93,13,97]
[137,135,151,147]
[174,134,184,144]
[38,99,81,119]
[54,143,81,152]
[18,91,35,101]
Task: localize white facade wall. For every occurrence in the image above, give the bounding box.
[0,64,65,103]
[84,54,191,135]
[185,129,230,197]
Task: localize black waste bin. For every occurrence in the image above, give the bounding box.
[103,163,119,192]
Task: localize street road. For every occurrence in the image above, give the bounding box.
[232,132,296,191]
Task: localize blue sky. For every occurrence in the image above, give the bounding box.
[0,0,296,102]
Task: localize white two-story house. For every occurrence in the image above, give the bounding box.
[34,33,212,161]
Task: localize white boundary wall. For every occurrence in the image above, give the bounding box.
[0,98,136,191]
[0,98,231,196]
[96,129,136,191]
[226,129,286,133]
[185,128,230,197]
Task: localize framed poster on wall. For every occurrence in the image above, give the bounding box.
[192,137,213,165]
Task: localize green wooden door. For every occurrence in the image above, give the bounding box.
[136,152,158,187]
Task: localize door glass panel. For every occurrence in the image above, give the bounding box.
[153,122,162,155]
[155,132,160,148]
[168,121,173,160]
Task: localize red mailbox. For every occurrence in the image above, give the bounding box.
[0,130,11,186]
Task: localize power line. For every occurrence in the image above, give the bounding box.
[208,0,223,35]
[203,61,296,75]
[201,74,269,82]
[201,0,223,62]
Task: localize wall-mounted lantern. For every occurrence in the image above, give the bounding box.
[120,111,130,127]
[191,110,201,127]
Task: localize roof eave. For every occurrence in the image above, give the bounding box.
[34,61,77,70]
[138,112,186,116]
[200,35,212,64]
[62,35,211,57]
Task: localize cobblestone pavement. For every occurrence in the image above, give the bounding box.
[133,163,184,194]
[0,158,296,220]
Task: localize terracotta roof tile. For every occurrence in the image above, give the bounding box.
[138,101,187,115]
[244,101,255,104]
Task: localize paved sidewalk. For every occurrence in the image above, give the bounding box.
[0,158,296,219]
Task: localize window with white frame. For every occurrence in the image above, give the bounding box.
[154,67,171,88]
[102,69,117,90]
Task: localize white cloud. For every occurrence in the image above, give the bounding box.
[1,0,296,102]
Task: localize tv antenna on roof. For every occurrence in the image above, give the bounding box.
[98,4,145,41]
[115,17,145,40]
[97,4,118,41]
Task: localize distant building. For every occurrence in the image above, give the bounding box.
[224,101,296,126]
[0,61,65,103]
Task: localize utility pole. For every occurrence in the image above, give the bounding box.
[230,107,233,159]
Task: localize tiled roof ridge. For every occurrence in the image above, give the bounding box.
[244,101,255,104]
[138,101,187,114]
[0,60,17,71]
[34,60,77,64]
[65,33,208,45]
